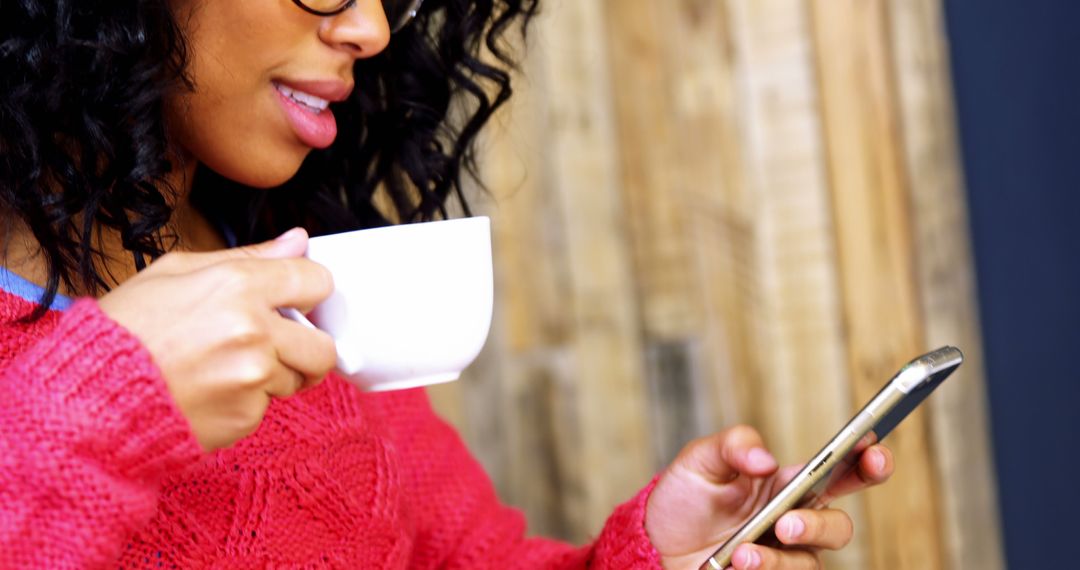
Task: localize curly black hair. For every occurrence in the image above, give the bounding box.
[0,0,538,320]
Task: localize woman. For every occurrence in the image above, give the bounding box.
[0,0,895,568]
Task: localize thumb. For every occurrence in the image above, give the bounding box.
[250,227,309,258]
[155,227,309,274]
[207,227,309,261]
[679,426,779,484]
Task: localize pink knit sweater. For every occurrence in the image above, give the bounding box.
[0,291,663,568]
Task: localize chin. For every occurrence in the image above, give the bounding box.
[242,168,305,189]
[211,151,309,189]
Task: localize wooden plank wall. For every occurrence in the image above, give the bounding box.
[426,0,1005,567]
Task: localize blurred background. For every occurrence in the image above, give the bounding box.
[427,0,1078,568]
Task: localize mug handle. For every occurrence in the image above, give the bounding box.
[278,307,317,330]
[277,308,361,375]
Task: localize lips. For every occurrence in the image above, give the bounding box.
[276,79,354,103]
[272,79,353,149]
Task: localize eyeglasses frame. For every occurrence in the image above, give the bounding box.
[290,0,426,33]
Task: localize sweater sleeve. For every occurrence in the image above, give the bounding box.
[0,299,204,569]
[374,389,664,570]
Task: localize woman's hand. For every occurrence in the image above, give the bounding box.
[645,425,894,569]
[97,228,338,451]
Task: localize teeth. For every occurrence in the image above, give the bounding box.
[275,83,330,112]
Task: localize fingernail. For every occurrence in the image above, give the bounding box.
[870,448,886,472]
[781,515,805,540]
[734,547,762,570]
[275,227,304,242]
[747,447,777,471]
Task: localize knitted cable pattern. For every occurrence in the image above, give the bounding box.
[0,290,663,569]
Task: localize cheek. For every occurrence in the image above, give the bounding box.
[165,4,312,188]
[166,75,312,189]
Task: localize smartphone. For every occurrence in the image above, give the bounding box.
[699,346,964,570]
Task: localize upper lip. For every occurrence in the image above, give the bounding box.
[274,78,354,102]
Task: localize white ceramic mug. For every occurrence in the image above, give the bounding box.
[281,217,494,392]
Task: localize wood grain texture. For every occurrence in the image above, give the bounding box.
[725,2,869,566]
[887,0,1006,567]
[809,0,945,568]
[600,0,709,468]
[423,0,1004,567]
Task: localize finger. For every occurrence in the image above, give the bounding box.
[854,431,880,453]
[156,227,310,274]
[858,444,893,483]
[232,342,304,399]
[271,317,338,389]
[220,390,275,449]
[248,257,335,310]
[776,508,854,550]
[200,256,334,312]
[772,463,806,488]
[680,425,778,484]
[263,366,306,399]
[732,543,821,570]
[818,444,895,502]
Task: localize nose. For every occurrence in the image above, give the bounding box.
[320,0,391,59]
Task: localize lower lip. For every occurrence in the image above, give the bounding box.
[274,84,338,149]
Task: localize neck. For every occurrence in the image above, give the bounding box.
[94,156,223,284]
[164,157,227,253]
[1,156,227,299]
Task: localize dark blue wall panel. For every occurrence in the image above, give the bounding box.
[943,0,1080,566]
